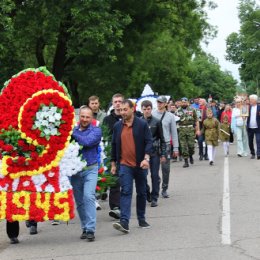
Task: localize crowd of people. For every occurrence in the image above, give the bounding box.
[6,93,260,243]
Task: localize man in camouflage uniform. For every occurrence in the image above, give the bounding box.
[176,97,200,168]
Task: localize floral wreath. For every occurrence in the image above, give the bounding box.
[0,67,82,222]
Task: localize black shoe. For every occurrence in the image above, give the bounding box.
[189,156,194,164]
[30,226,37,235]
[109,207,120,219]
[80,230,87,239]
[251,155,256,159]
[101,192,108,201]
[146,192,152,203]
[86,231,95,242]
[113,221,129,233]
[161,190,169,198]
[199,155,203,161]
[25,220,30,228]
[209,161,213,166]
[151,200,158,207]
[257,156,260,160]
[183,159,189,168]
[204,155,209,160]
[139,220,151,229]
[237,154,242,157]
[10,237,19,244]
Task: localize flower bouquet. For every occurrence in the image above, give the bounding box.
[0,67,81,222]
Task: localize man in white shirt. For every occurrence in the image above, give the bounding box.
[247,94,260,159]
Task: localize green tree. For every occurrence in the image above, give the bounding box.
[0,0,131,106]
[0,0,219,106]
[226,0,260,95]
[188,53,237,101]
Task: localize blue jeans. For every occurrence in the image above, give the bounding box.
[119,165,148,224]
[71,165,98,233]
[149,155,161,201]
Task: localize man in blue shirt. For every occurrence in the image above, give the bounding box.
[71,106,102,242]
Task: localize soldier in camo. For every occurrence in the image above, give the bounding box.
[176,97,200,167]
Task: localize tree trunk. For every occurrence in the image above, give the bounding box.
[36,37,46,66]
[52,17,71,81]
[68,80,80,108]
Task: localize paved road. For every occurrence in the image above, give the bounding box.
[0,143,260,260]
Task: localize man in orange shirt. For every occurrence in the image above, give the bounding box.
[111,99,153,233]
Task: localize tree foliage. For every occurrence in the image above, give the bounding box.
[189,53,237,102]
[226,0,260,94]
[0,0,237,106]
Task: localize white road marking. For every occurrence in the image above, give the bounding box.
[222,157,231,245]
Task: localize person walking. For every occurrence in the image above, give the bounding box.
[71,106,102,242]
[103,93,124,219]
[198,98,209,160]
[152,96,179,198]
[247,94,260,159]
[219,114,231,157]
[176,97,200,168]
[111,99,153,233]
[141,100,166,207]
[231,97,249,157]
[202,109,219,166]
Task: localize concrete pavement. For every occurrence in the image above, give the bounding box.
[0,143,260,260]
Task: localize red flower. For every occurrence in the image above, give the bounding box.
[101,177,107,183]
[17,139,25,147]
[98,167,104,174]
[3,144,14,152]
[96,186,101,191]
[17,157,26,165]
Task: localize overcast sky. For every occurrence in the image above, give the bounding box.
[202,0,241,81]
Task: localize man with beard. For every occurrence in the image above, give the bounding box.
[176,97,200,168]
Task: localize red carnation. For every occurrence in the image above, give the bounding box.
[98,167,104,174]
[3,144,14,152]
[101,177,107,183]
[17,157,26,165]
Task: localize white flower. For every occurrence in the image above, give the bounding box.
[50,107,57,113]
[44,128,51,135]
[23,181,30,187]
[50,128,58,135]
[48,115,55,123]
[59,142,86,177]
[41,120,49,126]
[33,105,62,138]
[12,178,20,191]
[54,113,62,120]
[42,106,49,112]
[45,184,54,192]
[48,172,55,177]
[32,174,46,192]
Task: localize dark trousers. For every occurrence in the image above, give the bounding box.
[147,154,161,202]
[109,173,121,210]
[248,128,260,156]
[6,221,19,239]
[198,134,208,157]
[119,165,147,224]
[6,220,37,239]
